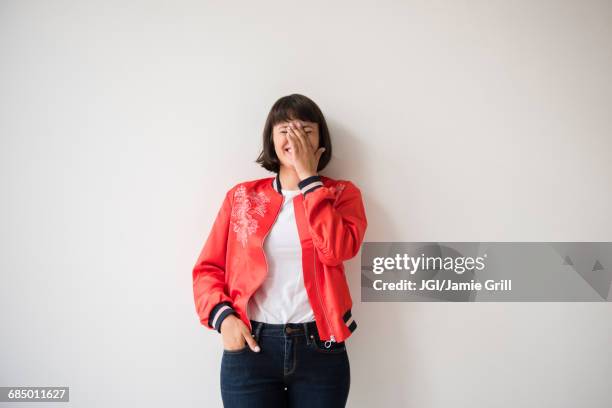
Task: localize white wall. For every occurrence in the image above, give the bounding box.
[1,1,611,407]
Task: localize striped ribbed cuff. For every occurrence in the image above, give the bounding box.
[298,175,324,196]
[343,309,358,333]
[209,301,237,333]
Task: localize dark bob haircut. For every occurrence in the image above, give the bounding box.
[255,93,332,173]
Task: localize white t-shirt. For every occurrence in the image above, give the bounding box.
[246,188,316,323]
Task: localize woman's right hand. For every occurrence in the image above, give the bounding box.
[220,314,261,352]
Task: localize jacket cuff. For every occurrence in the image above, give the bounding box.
[298,175,323,196]
[209,301,238,333]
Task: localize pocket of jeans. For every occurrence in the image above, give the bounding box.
[223,342,249,354]
[308,336,346,354]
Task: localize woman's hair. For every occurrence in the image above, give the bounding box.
[256,93,332,173]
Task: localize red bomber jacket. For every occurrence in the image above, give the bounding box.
[192,173,368,344]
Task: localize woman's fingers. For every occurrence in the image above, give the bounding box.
[287,126,303,154]
[295,121,312,149]
[290,124,307,152]
[243,328,261,352]
[291,122,310,152]
[285,132,298,167]
[316,147,326,162]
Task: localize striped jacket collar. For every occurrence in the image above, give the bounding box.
[272,172,325,196]
[273,172,282,194]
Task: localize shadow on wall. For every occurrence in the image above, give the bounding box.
[320,117,419,405]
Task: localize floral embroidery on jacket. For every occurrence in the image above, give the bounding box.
[231,185,270,248]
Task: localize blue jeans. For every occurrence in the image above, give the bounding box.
[220,319,350,407]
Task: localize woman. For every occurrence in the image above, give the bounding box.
[192,93,368,407]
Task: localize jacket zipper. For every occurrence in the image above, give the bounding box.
[313,249,336,348]
[243,192,336,348]
[244,195,284,332]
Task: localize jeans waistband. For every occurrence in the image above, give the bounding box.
[250,319,318,340]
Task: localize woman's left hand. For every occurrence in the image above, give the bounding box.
[286,120,326,180]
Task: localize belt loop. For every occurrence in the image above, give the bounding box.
[304,322,313,345]
[302,322,308,344]
[253,321,264,342]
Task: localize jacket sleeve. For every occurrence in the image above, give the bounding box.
[297,175,368,266]
[192,187,239,333]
